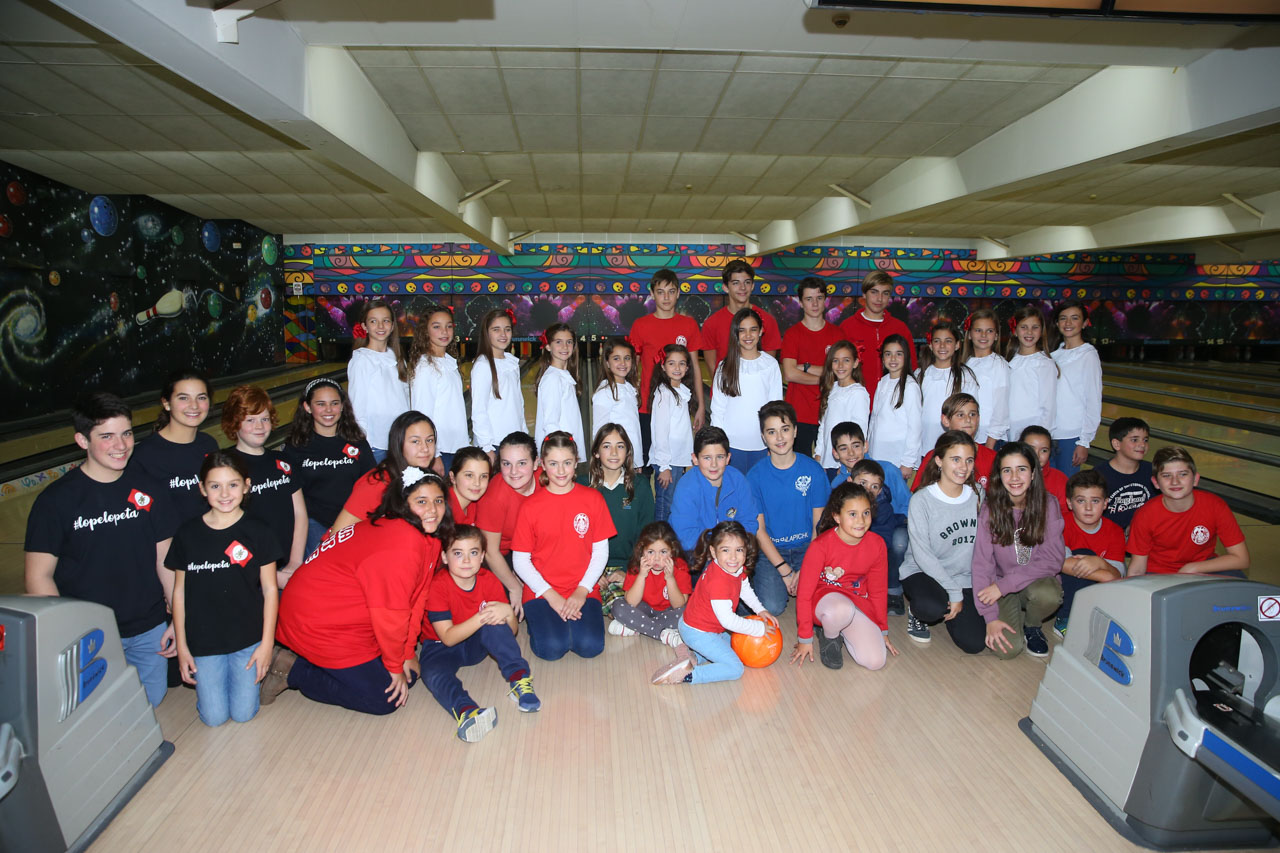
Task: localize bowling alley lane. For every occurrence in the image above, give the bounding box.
[1104,382,1280,428]
[1097,400,1280,460]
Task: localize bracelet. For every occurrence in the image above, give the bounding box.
[773,560,787,570]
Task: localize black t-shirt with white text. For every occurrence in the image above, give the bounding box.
[165,514,282,656]
[280,434,375,527]
[24,466,176,637]
[1100,459,1154,531]
[231,448,302,560]
[130,430,220,524]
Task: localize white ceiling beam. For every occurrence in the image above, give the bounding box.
[757,46,1280,255]
[47,0,510,253]
[980,191,1280,260]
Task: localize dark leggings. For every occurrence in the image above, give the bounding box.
[901,574,986,654]
[523,597,605,661]
[287,655,416,716]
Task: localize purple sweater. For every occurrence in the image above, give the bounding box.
[971,501,1065,623]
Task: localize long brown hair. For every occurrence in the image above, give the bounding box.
[716,307,763,398]
[353,299,408,382]
[691,520,758,576]
[817,340,863,423]
[286,378,366,446]
[960,308,1000,362]
[588,423,636,505]
[407,305,458,381]
[647,343,694,412]
[474,308,514,399]
[917,318,975,396]
[537,430,579,487]
[534,322,578,386]
[1004,304,1054,361]
[879,333,915,410]
[917,429,980,498]
[626,521,683,575]
[815,482,875,537]
[155,368,210,431]
[984,441,1049,548]
[598,337,638,401]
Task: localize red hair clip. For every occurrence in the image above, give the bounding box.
[925,331,933,345]
[539,329,549,347]
[504,308,516,325]
[1008,317,1018,335]
[352,322,367,340]
[963,315,972,332]
[652,350,666,366]
[444,304,454,315]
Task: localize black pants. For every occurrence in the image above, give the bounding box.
[901,574,986,654]
[639,411,652,468]
[794,422,818,459]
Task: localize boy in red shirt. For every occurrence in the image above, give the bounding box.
[781,276,846,457]
[911,394,995,491]
[1128,446,1249,577]
[700,258,782,379]
[476,431,539,617]
[1055,469,1126,638]
[630,269,707,455]
[419,524,537,743]
[1019,425,1070,521]
[839,270,916,405]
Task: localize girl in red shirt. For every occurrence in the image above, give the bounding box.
[511,432,617,661]
[476,431,539,620]
[652,520,780,685]
[791,482,898,672]
[263,467,448,715]
[611,521,692,647]
[329,410,439,532]
[448,446,491,527]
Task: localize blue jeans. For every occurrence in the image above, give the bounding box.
[121,620,169,708]
[1051,438,1083,477]
[653,465,686,522]
[419,624,530,716]
[192,642,261,726]
[523,597,604,661]
[305,518,327,558]
[888,523,907,595]
[728,447,766,475]
[287,655,416,715]
[753,541,807,616]
[679,618,743,684]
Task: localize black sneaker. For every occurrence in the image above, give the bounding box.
[906,610,931,644]
[816,627,844,670]
[887,594,905,616]
[1024,625,1049,658]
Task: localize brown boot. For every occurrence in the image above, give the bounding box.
[259,645,297,706]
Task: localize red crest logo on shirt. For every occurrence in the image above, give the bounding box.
[127,489,153,511]
[573,512,590,538]
[343,444,360,459]
[1191,525,1210,546]
[225,541,252,567]
[675,335,687,346]
[276,459,292,475]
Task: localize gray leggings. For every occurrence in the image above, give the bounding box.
[611,601,684,641]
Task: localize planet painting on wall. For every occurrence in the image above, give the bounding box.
[89,196,118,237]
[201,221,221,252]
[6,181,26,206]
[261,236,278,265]
[135,213,163,240]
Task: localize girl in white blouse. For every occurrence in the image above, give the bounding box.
[710,307,782,475]
[916,318,978,457]
[868,334,923,482]
[1004,305,1058,446]
[813,340,870,472]
[1050,299,1103,477]
[347,298,409,462]
[960,309,1011,448]
[591,337,644,468]
[408,305,467,473]
[534,322,585,452]
[471,308,527,464]
[648,344,695,522]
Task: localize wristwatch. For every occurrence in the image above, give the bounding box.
[801,363,811,374]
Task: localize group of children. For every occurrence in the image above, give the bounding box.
[23,261,1252,745]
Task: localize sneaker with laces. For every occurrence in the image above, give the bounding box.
[1052,614,1068,640]
[508,676,541,712]
[887,594,905,616]
[1025,625,1050,657]
[815,626,844,670]
[259,645,297,705]
[659,627,683,648]
[651,656,694,685]
[608,620,637,637]
[455,707,497,742]
[906,610,931,644]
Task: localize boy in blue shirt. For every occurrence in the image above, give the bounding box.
[747,401,831,616]
[670,426,760,557]
[832,422,907,614]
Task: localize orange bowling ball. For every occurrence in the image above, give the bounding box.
[731,616,782,668]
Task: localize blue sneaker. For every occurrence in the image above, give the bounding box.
[1024,626,1050,658]
[508,676,541,712]
[1053,614,1069,640]
[455,707,497,743]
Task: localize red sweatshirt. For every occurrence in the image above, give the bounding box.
[796,527,888,641]
[839,311,916,406]
[277,518,440,672]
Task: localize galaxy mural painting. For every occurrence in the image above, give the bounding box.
[282,242,1280,360]
[0,161,284,421]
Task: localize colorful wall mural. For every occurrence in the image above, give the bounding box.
[282,242,1280,361]
[0,160,285,422]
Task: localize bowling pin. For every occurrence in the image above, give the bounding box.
[135,290,186,325]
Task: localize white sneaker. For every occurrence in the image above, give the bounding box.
[608,620,637,636]
[659,628,683,648]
